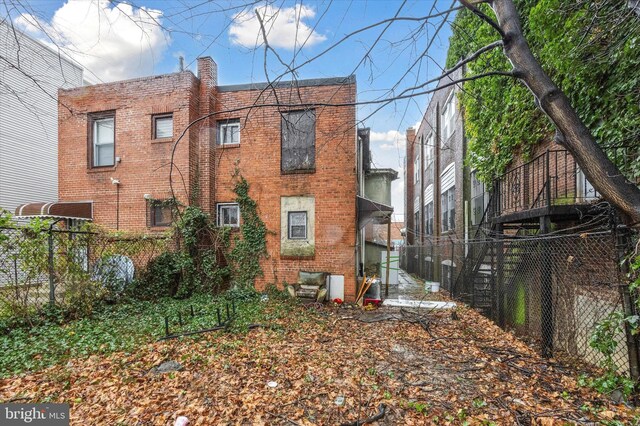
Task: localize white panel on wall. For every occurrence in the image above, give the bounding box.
[441,162,456,193]
[424,184,433,205]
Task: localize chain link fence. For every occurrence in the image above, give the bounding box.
[0,225,169,321]
[400,228,638,377]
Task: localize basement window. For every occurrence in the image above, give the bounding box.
[288,211,307,239]
[281,110,316,172]
[217,203,240,227]
[153,114,173,139]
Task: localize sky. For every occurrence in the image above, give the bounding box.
[6,0,456,221]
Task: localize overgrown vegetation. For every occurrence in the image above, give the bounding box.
[0,287,297,378]
[228,175,268,286]
[581,237,640,400]
[447,0,639,181]
[0,175,268,332]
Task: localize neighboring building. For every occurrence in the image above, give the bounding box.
[52,57,360,299]
[404,67,469,282]
[406,67,468,245]
[0,21,83,213]
[356,128,397,277]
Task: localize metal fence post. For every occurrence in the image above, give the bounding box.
[540,216,553,358]
[617,228,640,381]
[48,229,55,308]
[450,239,455,296]
[495,223,504,326]
[47,219,63,308]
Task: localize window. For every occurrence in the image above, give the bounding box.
[471,170,488,226]
[441,186,456,232]
[414,153,420,184]
[217,119,240,146]
[150,204,173,227]
[441,90,456,142]
[424,133,434,179]
[153,114,173,139]
[90,113,115,167]
[281,110,316,172]
[424,202,434,235]
[217,203,240,227]
[288,211,307,239]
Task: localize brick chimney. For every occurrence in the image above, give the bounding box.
[197,56,217,88]
[196,57,217,214]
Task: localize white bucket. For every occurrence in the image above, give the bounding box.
[430,282,440,293]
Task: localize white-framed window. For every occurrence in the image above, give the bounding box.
[470,170,488,226]
[414,152,420,184]
[288,211,307,239]
[217,203,240,227]
[153,114,173,139]
[217,119,240,146]
[425,133,434,164]
[91,114,115,167]
[441,90,456,143]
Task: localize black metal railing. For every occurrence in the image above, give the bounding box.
[494,149,601,217]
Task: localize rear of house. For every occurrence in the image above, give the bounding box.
[57,58,359,299]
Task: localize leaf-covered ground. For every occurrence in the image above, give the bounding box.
[1,300,638,425]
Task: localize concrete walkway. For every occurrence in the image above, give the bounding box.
[382,269,456,309]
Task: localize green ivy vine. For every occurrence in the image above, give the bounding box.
[229,175,268,287]
[447,0,639,181]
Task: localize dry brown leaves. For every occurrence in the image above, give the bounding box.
[0,303,638,425]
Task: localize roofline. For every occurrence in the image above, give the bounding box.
[0,20,84,76]
[59,70,197,92]
[217,75,356,92]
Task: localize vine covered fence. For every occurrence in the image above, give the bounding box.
[401,228,639,379]
[0,225,168,320]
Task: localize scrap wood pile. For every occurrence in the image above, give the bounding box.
[1,301,638,425]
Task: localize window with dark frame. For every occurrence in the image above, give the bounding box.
[288,211,307,239]
[153,114,173,139]
[217,119,240,146]
[281,110,316,172]
[441,186,456,232]
[149,201,173,227]
[90,112,115,167]
[217,203,240,227]
[424,202,434,235]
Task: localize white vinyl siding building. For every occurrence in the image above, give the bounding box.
[0,21,83,213]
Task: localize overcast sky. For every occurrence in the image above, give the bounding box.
[9,0,455,221]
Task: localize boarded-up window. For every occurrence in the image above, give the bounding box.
[281,110,315,172]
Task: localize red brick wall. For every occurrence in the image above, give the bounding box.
[58,72,199,232]
[405,128,416,245]
[58,67,358,300]
[213,83,358,300]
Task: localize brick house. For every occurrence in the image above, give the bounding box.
[404,67,475,282]
[56,57,359,300]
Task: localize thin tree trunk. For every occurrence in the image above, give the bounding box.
[491,0,640,224]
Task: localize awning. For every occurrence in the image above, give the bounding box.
[357,196,393,229]
[15,201,93,220]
